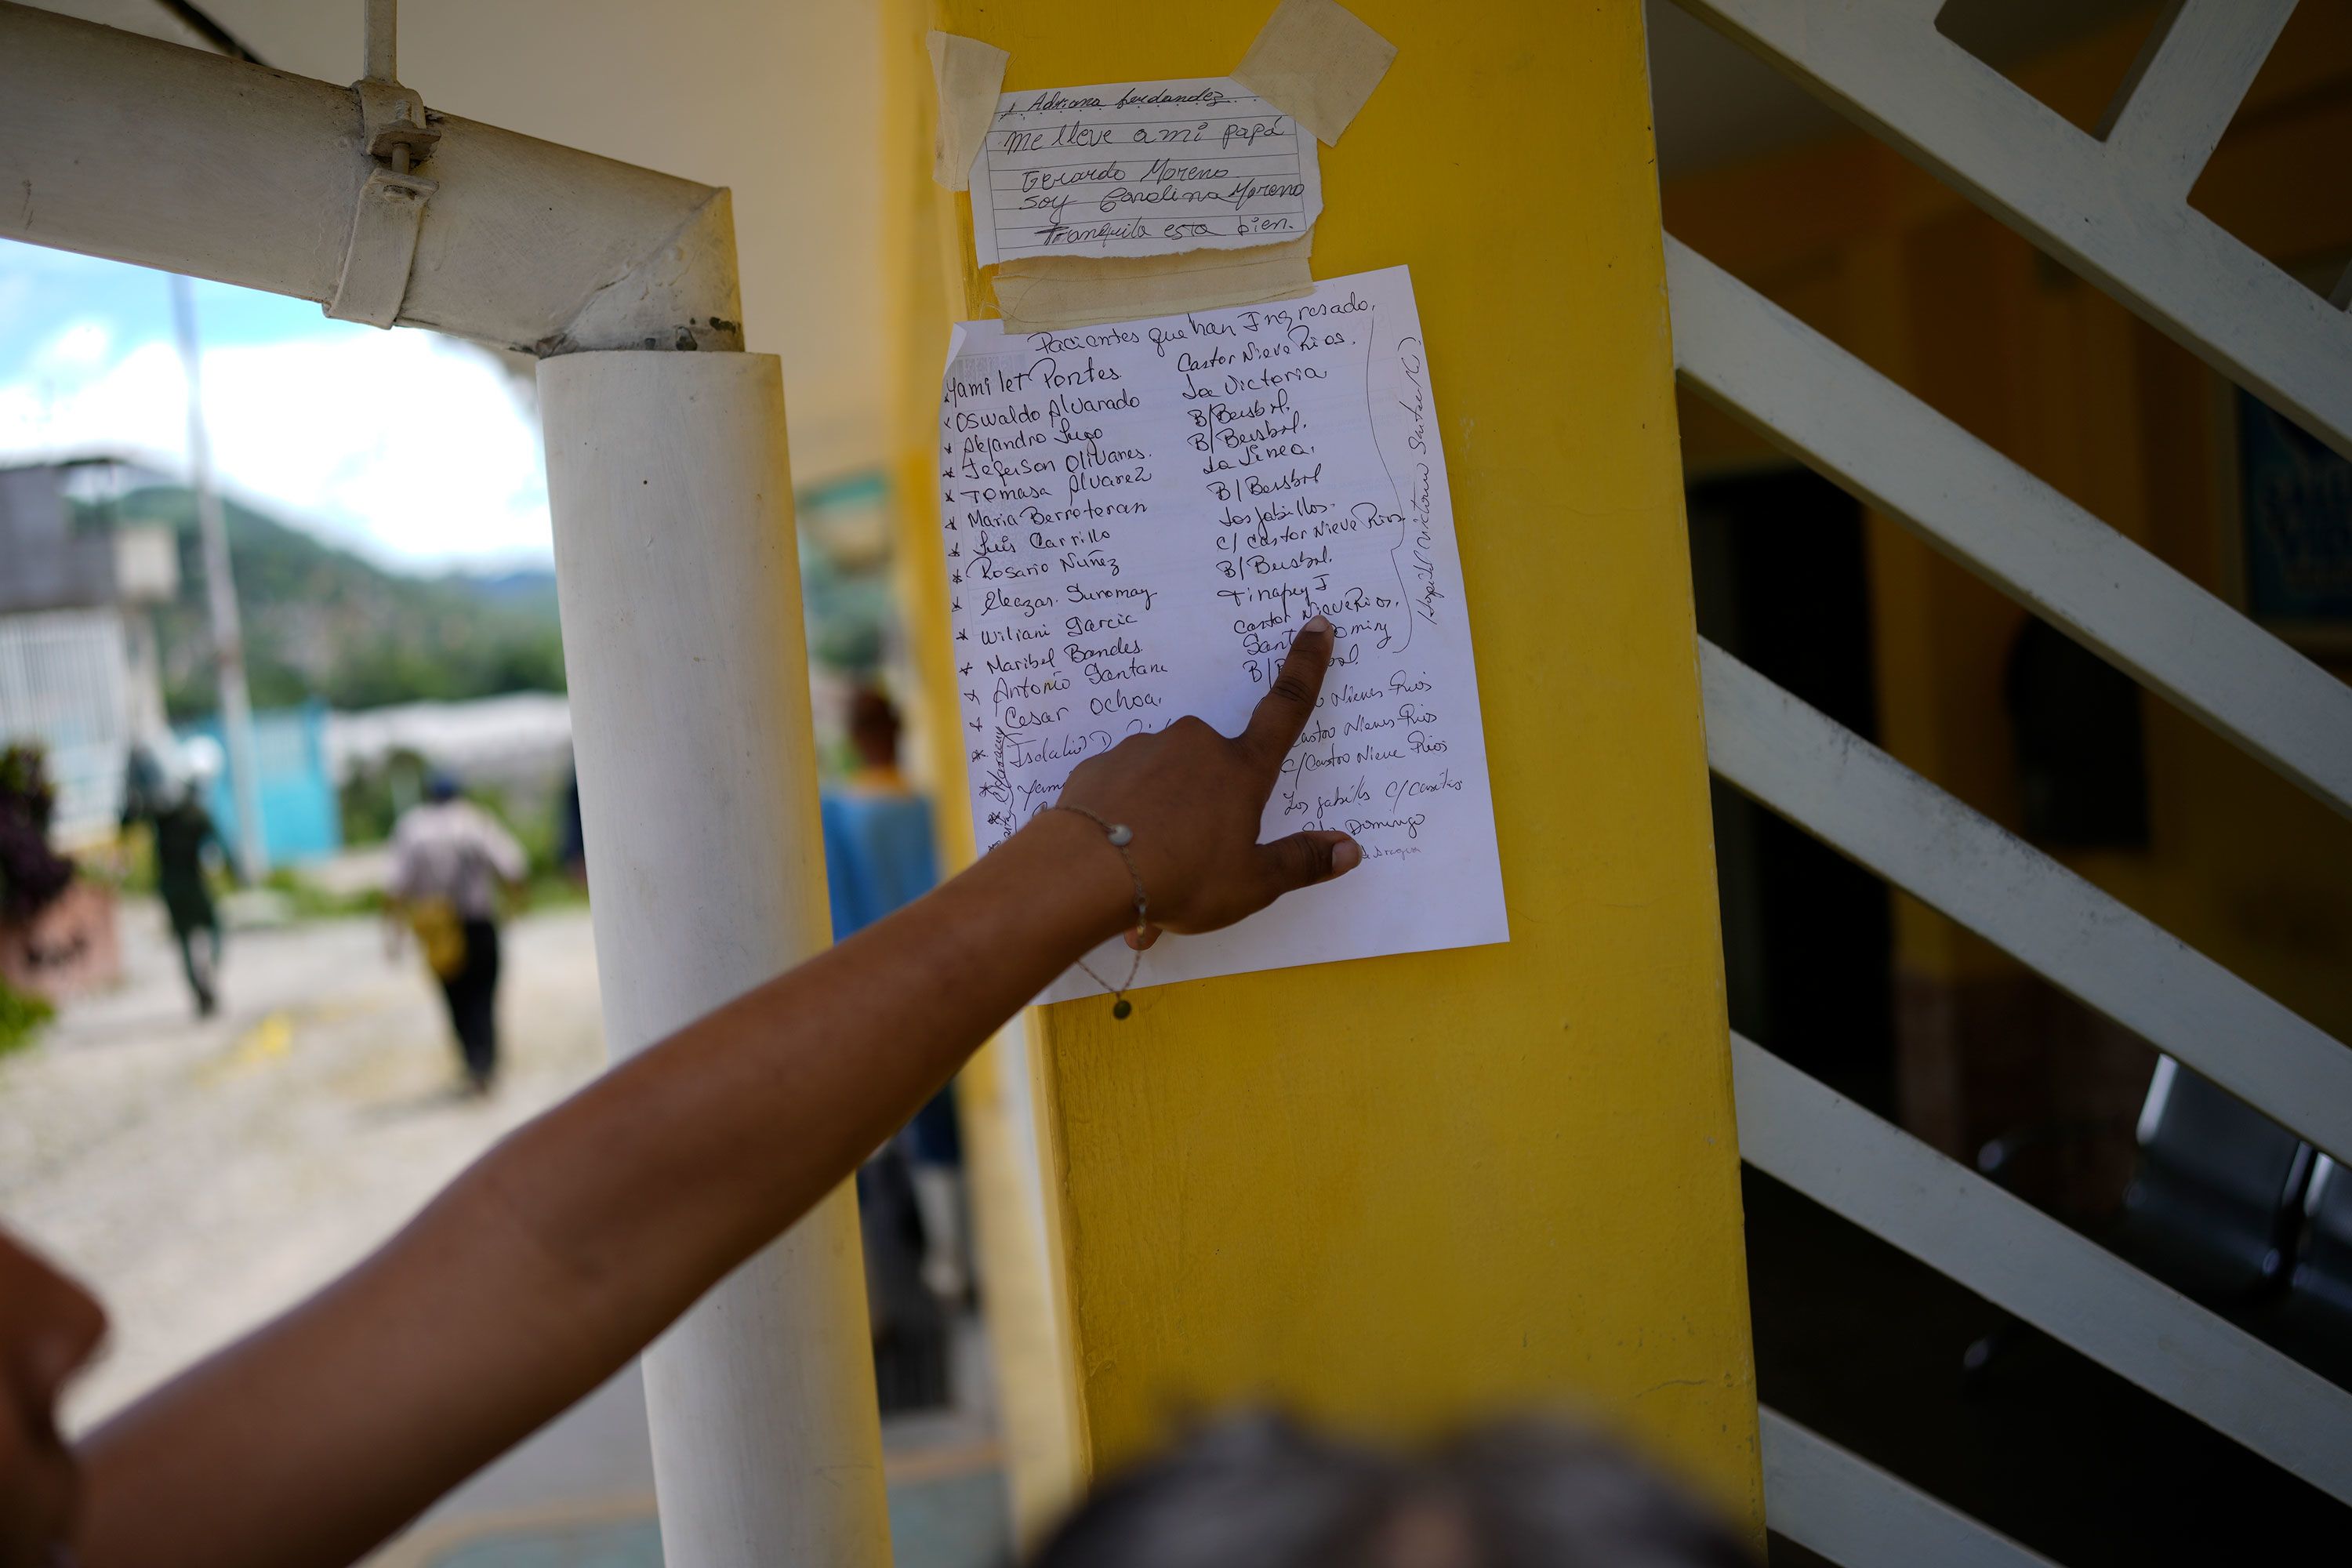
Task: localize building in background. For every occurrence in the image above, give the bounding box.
[0,456,180,844]
[0,454,347,869]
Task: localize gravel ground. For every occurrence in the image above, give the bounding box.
[0,895,608,1430]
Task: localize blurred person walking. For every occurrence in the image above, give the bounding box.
[123,739,227,1018]
[388,774,525,1093]
[823,687,970,1302]
[823,685,969,1406]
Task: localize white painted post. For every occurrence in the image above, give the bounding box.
[539,350,892,1568]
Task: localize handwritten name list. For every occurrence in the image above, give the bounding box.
[966,77,1323,265]
[938,267,1508,1000]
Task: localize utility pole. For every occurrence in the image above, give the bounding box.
[169,274,267,882]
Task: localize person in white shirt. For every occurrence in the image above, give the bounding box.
[387,773,528,1092]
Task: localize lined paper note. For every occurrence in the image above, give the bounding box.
[966,77,1323,266]
[937,267,1508,1000]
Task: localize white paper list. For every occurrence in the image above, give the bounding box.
[966,77,1322,265]
[937,266,1508,1001]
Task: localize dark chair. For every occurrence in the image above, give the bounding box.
[2114,1056,2314,1302]
[2274,1155,2352,1388]
[1965,1055,2314,1385]
[2292,1156,2352,1310]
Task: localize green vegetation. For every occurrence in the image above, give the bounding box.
[72,485,566,721]
[260,866,383,921]
[0,978,53,1059]
[800,543,893,673]
[337,747,428,848]
[797,473,896,677]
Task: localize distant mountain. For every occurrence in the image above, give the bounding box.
[80,486,566,721]
[448,566,560,612]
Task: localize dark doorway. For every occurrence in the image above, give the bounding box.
[1686,466,1896,1117]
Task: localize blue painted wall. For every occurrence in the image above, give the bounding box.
[176,699,341,866]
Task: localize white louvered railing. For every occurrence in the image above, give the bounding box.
[1759,1407,2055,1568]
[1674,0,2350,461]
[1668,242,2352,819]
[1661,0,2352,1560]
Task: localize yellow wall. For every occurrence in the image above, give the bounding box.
[890,0,1760,1537]
[1666,5,2352,1036]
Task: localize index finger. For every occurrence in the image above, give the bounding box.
[1237,615,1335,775]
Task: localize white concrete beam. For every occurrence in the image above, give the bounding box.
[0,1,741,355]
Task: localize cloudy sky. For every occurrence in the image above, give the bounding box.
[0,238,552,572]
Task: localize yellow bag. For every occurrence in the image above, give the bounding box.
[407,897,467,980]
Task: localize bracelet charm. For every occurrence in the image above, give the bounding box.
[1047,802,1147,1020]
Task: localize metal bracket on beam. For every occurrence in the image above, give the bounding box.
[326,80,441,328]
[328,165,435,326]
[355,78,438,165]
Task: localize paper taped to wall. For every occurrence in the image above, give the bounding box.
[938,266,1508,1000]
[967,77,1322,267]
[1233,0,1397,145]
[928,31,1011,191]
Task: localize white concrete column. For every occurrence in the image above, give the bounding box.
[539,350,891,1568]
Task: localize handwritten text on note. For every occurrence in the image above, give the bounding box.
[938,267,1508,1000]
[965,77,1323,266]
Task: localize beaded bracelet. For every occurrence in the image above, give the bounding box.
[1048,802,1147,1019]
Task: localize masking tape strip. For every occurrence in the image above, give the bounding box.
[928,30,1009,190]
[1232,0,1396,146]
[990,238,1316,333]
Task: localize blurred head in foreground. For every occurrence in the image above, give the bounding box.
[0,1227,107,1568]
[1031,1413,1755,1568]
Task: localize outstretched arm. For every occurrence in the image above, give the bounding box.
[74,620,1359,1568]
